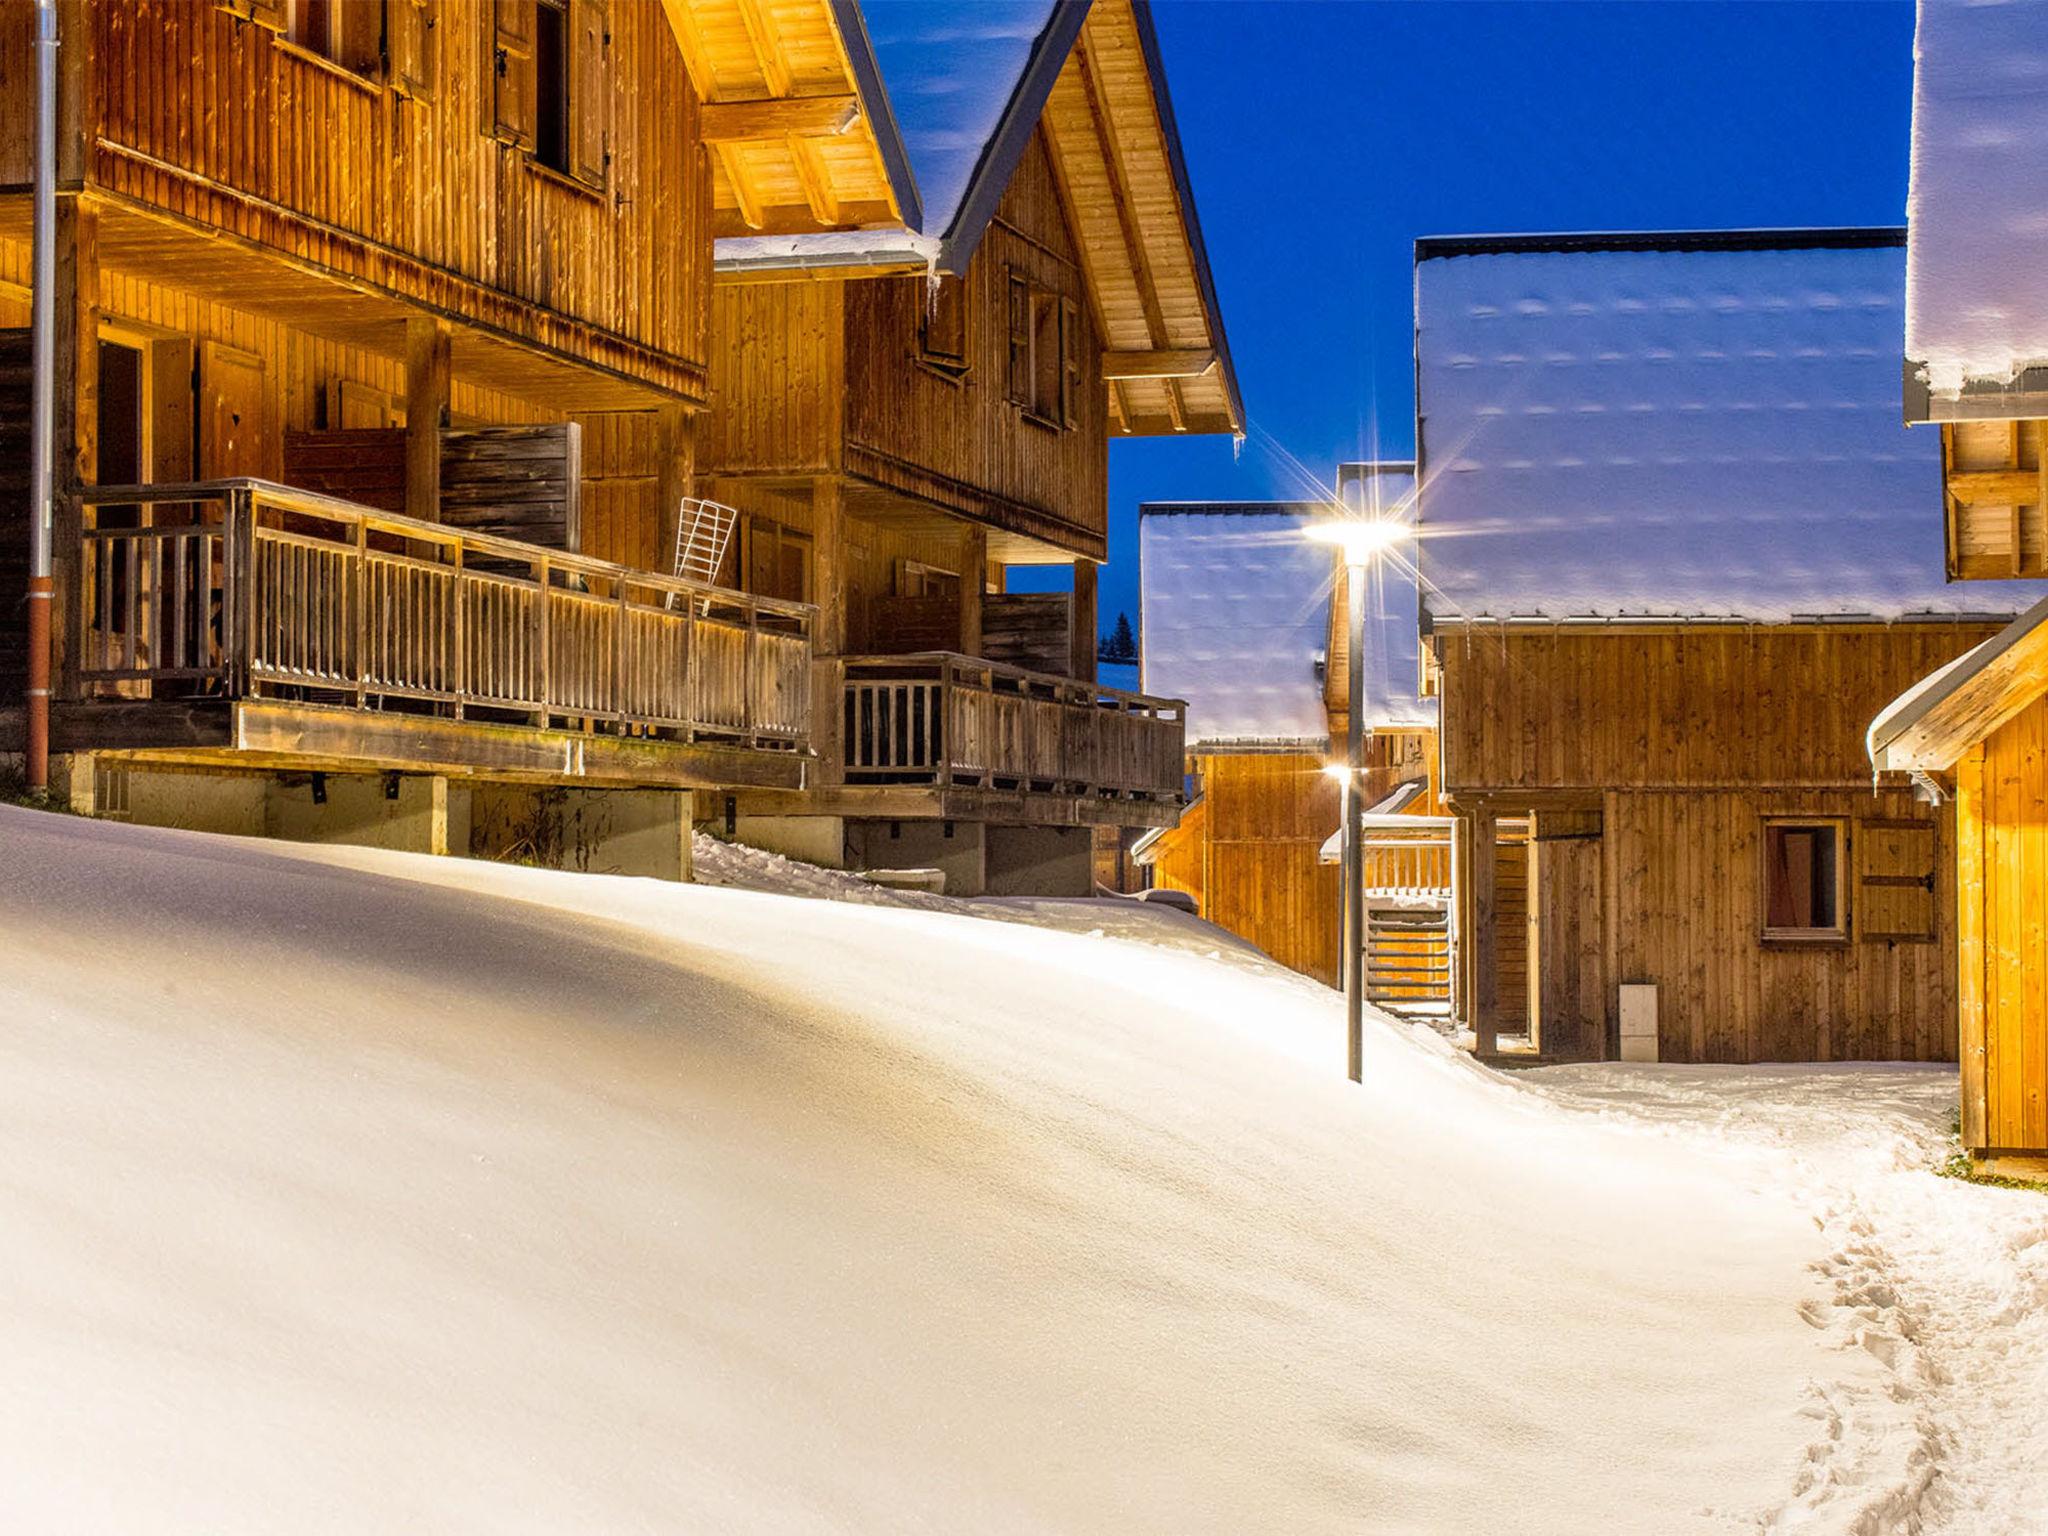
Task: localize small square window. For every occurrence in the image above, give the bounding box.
[919,276,968,374]
[1762,819,1847,941]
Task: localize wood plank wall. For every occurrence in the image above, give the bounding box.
[1439,626,1990,1063]
[1957,695,2048,1153]
[0,236,672,572]
[840,133,1108,560]
[1439,625,2000,791]
[33,1,712,380]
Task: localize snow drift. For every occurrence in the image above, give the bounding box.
[0,807,2018,1532]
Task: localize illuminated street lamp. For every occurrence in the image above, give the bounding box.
[1305,514,1403,1083]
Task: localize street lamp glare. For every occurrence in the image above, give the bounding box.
[1305,516,1403,568]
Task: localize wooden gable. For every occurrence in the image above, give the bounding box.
[1940,420,2048,580]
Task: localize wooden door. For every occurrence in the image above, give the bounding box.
[198,341,270,479]
[1532,829,1608,1060]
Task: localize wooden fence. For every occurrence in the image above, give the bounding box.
[75,479,813,751]
[840,652,1184,801]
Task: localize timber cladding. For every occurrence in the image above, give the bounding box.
[703,130,1109,561]
[1151,753,1342,986]
[1954,695,2048,1156]
[58,0,712,385]
[1439,625,1989,1063]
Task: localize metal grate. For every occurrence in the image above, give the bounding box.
[671,496,739,590]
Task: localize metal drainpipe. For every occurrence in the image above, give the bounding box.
[24,0,58,795]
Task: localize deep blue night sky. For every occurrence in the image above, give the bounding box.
[1055,0,1919,638]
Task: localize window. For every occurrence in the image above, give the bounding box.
[494,0,609,188]
[1762,819,1847,941]
[281,0,383,75]
[919,275,968,375]
[534,0,570,174]
[1005,269,1080,428]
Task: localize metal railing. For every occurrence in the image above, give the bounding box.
[839,652,1184,801]
[76,480,814,751]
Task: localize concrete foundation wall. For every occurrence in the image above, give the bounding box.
[845,819,988,897]
[471,783,694,881]
[731,813,848,869]
[985,825,1095,897]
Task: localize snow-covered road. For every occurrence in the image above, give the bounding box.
[0,806,2040,1533]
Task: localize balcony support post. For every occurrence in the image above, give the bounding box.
[1070,557,1097,683]
[404,316,451,524]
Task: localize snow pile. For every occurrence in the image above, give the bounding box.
[1906,0,2048,398]
[1415,240,2044,622]
[0,806,2041,1531]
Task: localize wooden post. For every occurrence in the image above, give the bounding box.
[1956,746,1989,1151]
[1470,804,1501,1056]
[1070,558,1097,682]
[959,525,985,658]
[812,474,847,656]
[50,196,97,704]
[655,401,692,576]
[404,316,452,524]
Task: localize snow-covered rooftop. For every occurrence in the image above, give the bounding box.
[863,1,1065,239]
[1415,233,2042,623]
[1139,492,1434,750]
[1905,0,2048,404]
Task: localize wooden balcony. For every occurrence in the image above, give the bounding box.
[828,652,1185,826]
[63,480,814,789]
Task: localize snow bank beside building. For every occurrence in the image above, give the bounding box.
[0,807,2030,1532]
[1906,0,2048,399]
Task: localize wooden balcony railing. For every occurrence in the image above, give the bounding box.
[74,480,814,752]
[840,652,1184,803]
[1357,814,1454,897]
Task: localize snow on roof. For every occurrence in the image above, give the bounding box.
[1139,494,1434,749]
[1337,463,1438,733]
[863,0,1068,239]
[1906,0,2048,401]
[1415,235,2042,624]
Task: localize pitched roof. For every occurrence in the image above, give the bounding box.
[1868,592,2048,772]
[714,0,1242,436]
[1904,0,2048,420]
[1414,231,2043,624]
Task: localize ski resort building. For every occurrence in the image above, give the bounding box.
[1416,228,2041,1064]
[0,0,1230,894]
[1134,464,1455,1001]
[700,0,1238,896]
[1870,0,2048,1175]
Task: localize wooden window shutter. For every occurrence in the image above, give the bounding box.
[336,0,386,75]
[1006,274,1031,406]
[569,0,610,187]
[1855,818,1939,942]
[1059,297,1080,429]
[490,0,536,148]
[219,0,288,31]
[389,0,439,98]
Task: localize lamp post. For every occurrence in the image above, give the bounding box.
[1306,515,1402,1083]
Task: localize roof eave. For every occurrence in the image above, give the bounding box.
[1866,592,2048,773]
[828,0,924,234]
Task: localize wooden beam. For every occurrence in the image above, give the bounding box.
[658,0,717,101]
[1102,348,1215,381]
[1470,806,1500,1056]
[813,474,847,656]
[714,143,766,231]
[700,94,859,144]
[1070,559,1098,683]
[1947,468,2041,507]
[959,526,986,657]
[788,134,842,225]
[405,316,452,523]
[1073,33,1190,432]
[712,198,897,241]
[734,0,793,97]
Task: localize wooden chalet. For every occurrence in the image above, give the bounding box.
[1417,229,2042,1064]
[694,0,1241,895]
[0,0,937,874]
[1134,466,1456,1005]
[1872,0,2048,1175]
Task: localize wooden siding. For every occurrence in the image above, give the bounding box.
[1439,625,2002,793]
[843,133,1108,560]
[1603,789,1956,1063]
[5,1,712,391]
[703,280,841,474]
[1161,753,1342,985]
[1956,697,2048,1154]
